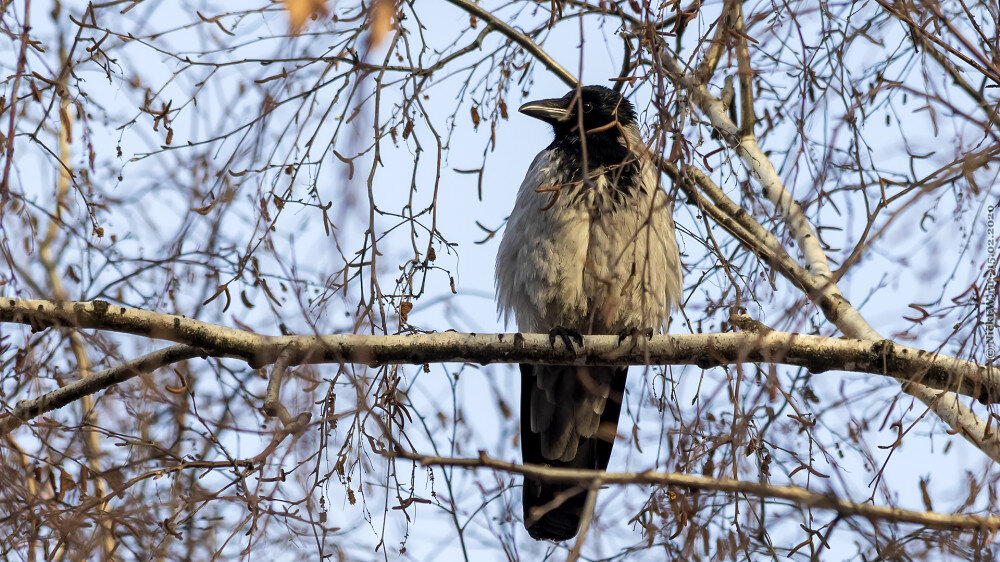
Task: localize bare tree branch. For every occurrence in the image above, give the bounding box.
[3,298,999,435]
[397,450,1000,531]
[0,344,202,434]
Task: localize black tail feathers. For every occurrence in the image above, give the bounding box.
[519,364,627,541]
[522,477,587,541]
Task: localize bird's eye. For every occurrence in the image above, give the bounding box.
[582,102,594,112]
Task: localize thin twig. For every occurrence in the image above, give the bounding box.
[443,0,578,87]
[566,485,599,562]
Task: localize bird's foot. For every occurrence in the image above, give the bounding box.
[617,327,654,345]
[548,326,584,353]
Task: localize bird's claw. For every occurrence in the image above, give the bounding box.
[617,327,654,345]
[549,326,584,352]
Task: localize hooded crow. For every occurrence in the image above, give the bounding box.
[495,85,683,541]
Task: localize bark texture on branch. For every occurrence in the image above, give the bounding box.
[1,298,996,404]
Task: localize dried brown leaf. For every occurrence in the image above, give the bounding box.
[368,0,395,48]
[284,0,327,34]
[59,104,73,143]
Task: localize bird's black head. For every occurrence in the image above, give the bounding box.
[518,85,637,136]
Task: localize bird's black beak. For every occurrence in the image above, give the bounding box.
[518,98,571,123]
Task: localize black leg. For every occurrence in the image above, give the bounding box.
[548,326,584,352]
[617,326,654,345]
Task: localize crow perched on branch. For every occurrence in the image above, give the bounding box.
[496,85,683,541]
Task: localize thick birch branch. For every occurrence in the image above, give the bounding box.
[2,298,998,435]
[397,450,1000,531]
